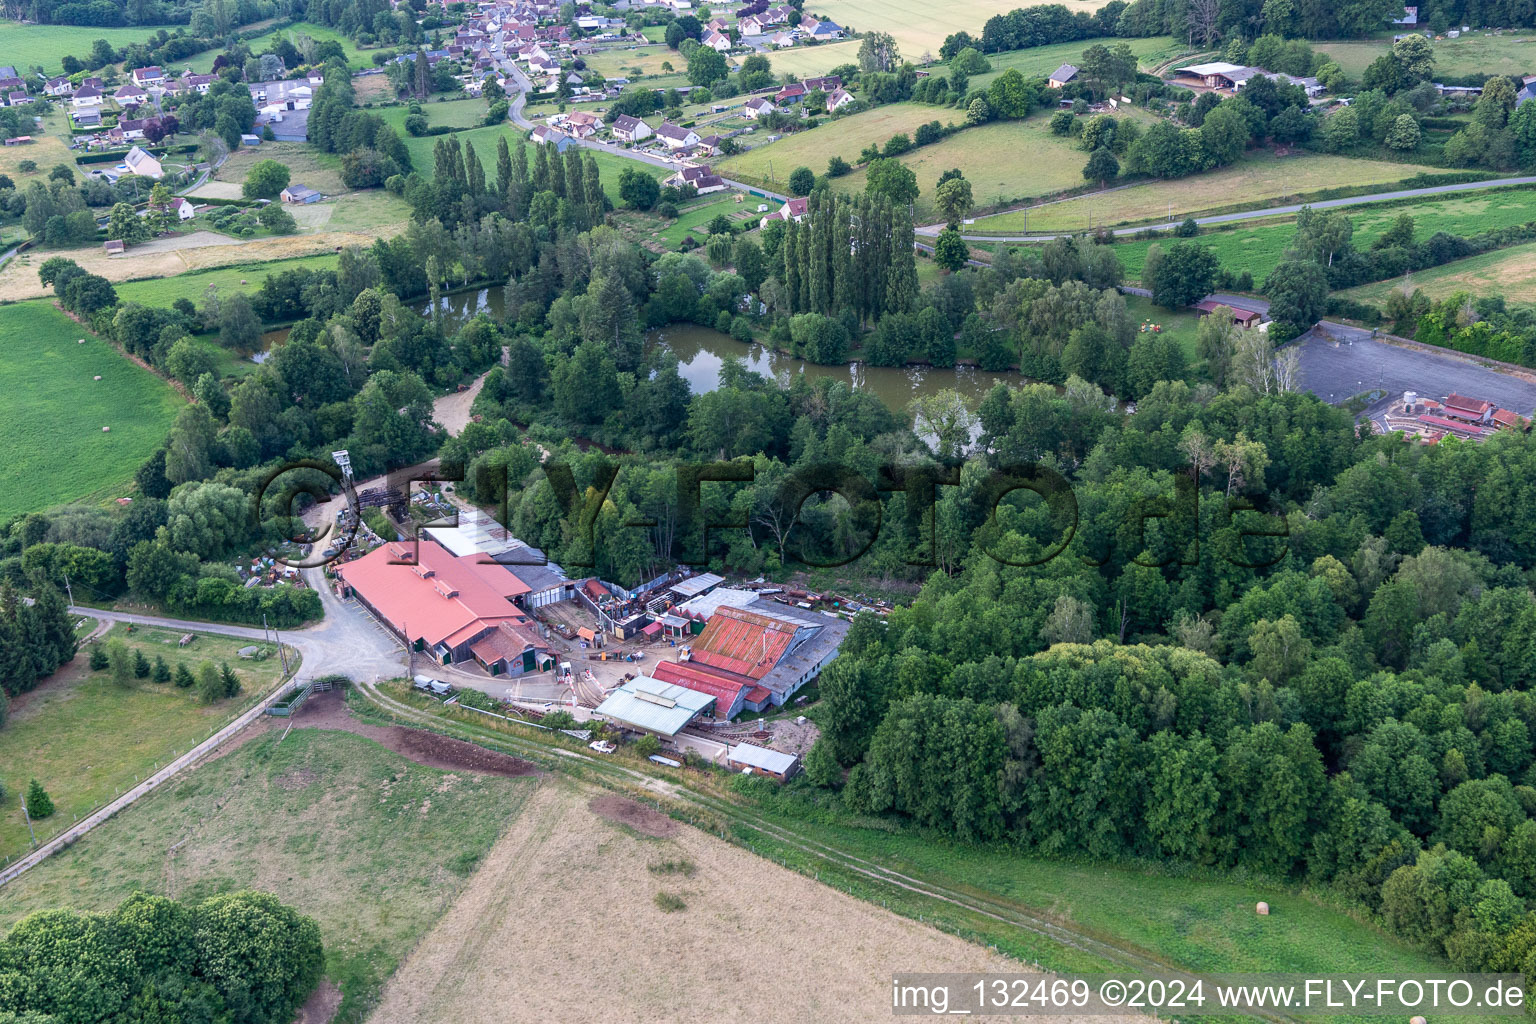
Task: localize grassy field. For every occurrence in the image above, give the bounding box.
[972,151,1443,232]
[720,102,972,185]
[622,190,760,248]
[962,36,1193,92]
[840,114,1102,220]
[0,624,287,861]
[377,97,495,134]
[210,141,412,233]
[1316,31,1536,79]
[185,20,375,73]
[582,40,681,79]
[216,141,346,194]
[0,301,182,517]
[811,0,1107,59]
[114,251,343,304]
[761,39,863,78]
[0,19,186,74]
[0,726,536,1024]
[1123,292,1203,362]
[1340,238,1536,308]
[368,779,1021,1024]
[1105,186,1536,283]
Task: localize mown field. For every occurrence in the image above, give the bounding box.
[811,0,1106,58]
[368,779,1022,1024]
[210,141,412,233]
[114,251,343,305]
[1105,186,1536,282]
[1340,237,1536,308]
[0,624,286,861]
[0,727,537,1024]
[719,102,971,185]
[0,19,184,74]
[760,39,863,78]
[639,191,760,248]
[377,97,495,134]
[581,39,681,79]
[0,301,183,518]
[840,112,1133,220]
[973,151,1444,232]
[1316,30,1536,79]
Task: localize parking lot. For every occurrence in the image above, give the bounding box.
[1294,323,1536,415]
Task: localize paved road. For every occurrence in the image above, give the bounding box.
[921,175,1536,242]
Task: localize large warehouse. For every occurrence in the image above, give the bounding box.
[335,539,553,673]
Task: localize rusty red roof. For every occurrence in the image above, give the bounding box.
[689,606,799,680]
[651,659,747,710]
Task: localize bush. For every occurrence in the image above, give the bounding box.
[152,654,170,682]
[826,155,851,177]
[633,734,662,758]
[174,663,194,688]
[242,158,290,200]
[541,709,578,729]
[89,646,108,671]
[787,165,815,196]
[653,891,687,912]
[1174,217,1199,237]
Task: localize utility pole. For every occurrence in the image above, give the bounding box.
[20,794,36,848]
[61,570,73,608]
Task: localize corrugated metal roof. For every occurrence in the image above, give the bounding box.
[670,572,725,599]
[594,676,714,736]
[728,742,797,774]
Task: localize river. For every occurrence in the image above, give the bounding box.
[422,287,1028,411]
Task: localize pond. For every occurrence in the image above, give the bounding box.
[422,287,1030,412]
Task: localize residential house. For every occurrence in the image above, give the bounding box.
[702,28,731,51]
[71,83,104,108]
[112,117,149,141]
[666,163,727,194]
[738,14,766,35]
[802,75,842,92]
[655,122,700,149]
[767,30,795,47]
[0,76,24,93]
[114,83,149,106]
[131,65,165,85]
[743,96,775,118]
[174,196,196,220]
[1048,63,1079,88]
[529,124,573,150]
[825,86,856,110]
[760,196,808,228]
[183,72,217,94]
[6,91,30,107]
[775,81,806,105]
[610,113,652,141]
[43,76,73,97]
[798,15,843,38]
[764,4,792,22]
[122,145,162,179]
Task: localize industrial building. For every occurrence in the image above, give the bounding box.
[593,676,716,737]
[334,538,553,673]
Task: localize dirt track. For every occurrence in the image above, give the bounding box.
[292,688,538,777]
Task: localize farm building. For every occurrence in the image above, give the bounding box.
[678,603,847,708]
[1443,393,1495,424]
[415,506,577,610]
[1048,63,1079,88]
[281,183,322,203]
[1195,299,1262,328]
[334,538,555,672]
[728,742,798,780]
[593,675,716,738]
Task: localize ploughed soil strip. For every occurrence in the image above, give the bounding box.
[588,794,678,837]
[293,688,538,777]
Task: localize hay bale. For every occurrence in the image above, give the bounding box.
[93,375,101,380]
[1410,1017,1426,1024]
[102,426,110,432]
[1255,901,1270,915]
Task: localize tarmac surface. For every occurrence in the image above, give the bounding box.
[1294,322,1536,414]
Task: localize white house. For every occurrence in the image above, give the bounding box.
[114,83,148,105]
[655,122,700,149]
[610,113,652,142]
[743,96,775,118]
[666,164,727,194]
[131,65,165,85]
[759,196,808,228]
[1048,63,1079,88]
[122,145,163,180]
[72,84,103,108]
[44,76,73,97]
[825,87,856,110]
[174,196,196,220]
[799,16,843,38]
[702,29,731,51]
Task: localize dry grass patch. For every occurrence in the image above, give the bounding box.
[0,230,390,301]
[0,134,73,178]
[720,102,962,184]
[1340,239,1536,308]
[366,780,1067,1024]
[813,0,1106,56]
[216,141,347,194]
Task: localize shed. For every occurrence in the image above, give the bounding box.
[103,239,125,255]
[593,676,715,737]
[728,742,799,780]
